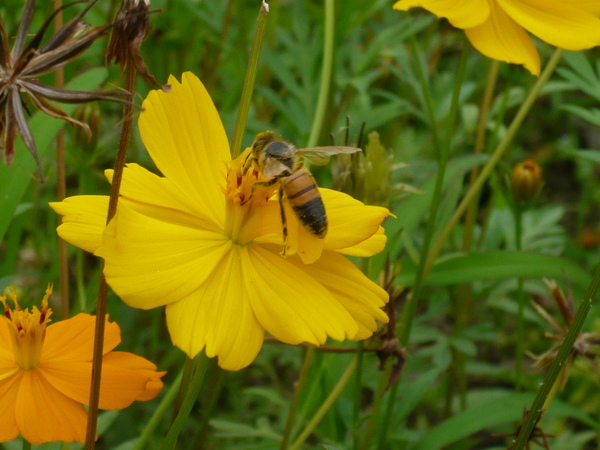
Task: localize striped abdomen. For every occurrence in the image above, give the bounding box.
[282,170,327,238]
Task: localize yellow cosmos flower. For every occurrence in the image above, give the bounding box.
[0,285,165,444]
[51,72,391,371]
[393,0,600,76]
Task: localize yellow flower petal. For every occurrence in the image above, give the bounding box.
[42,314,121,363]
[50,195,109,253]
[287,251,389,340]
[0,371,20,442]
[166,247,265,371]
[393,0,490,29]
[245,244,360,344]
[39,357,160,410]
[102,352,164,401]
[498,0,600,50]
[338,226,388,257]
[98,203,231,309]
[106,164,223,231]
[322,189,392,253]
[16,371,88,444]
[570,0,600,15]
[465,2,541,76]
[139,72,230,224]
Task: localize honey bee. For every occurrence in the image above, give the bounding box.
[243,131,361,255]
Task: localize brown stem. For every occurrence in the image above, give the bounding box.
[263,337,384,353]
[53,0,70,319]
[85,61,136,449]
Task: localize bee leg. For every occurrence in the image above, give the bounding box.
[240,177,278,206]
[242,154,256,174]
[278,187,288,257]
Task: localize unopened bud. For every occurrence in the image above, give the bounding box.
[510,159,543,205]
[364,131,394,206]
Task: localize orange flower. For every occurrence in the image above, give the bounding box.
[0,285,165,444]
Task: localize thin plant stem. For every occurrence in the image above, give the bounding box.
[377,39,469,449]
[359,359,394,450]
[352,341,364,448]
[133,369,184,450]
[289,356,358,450]
[230,1,269,158]
[163,352,209,449]
[514,205,525,388]
[462,59,499,251]
[191,365,223,447]
[513,264,600,449]
[22,440,31,450]
[280,345,315,450]
[173,356,193,421]
[53,0,69,319]
[306,0,334,148]
[450,59,499,410]
[85,62,137,450]
[398,41,470,346]
[424,49,563,279]
[408,35,442,156]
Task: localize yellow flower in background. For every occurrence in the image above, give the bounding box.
[393,0,600,76]
[51,72,391,371]
[0,286,164,444]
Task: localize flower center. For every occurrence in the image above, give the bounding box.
[1,285,53,370]
[223,148,278,244]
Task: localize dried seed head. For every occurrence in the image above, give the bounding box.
[106,0,160,86]
[0,0,131,179]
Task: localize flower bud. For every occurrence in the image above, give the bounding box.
[510,159,543,205]
[364,131,394,206]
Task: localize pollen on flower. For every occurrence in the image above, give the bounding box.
[225,148,276,207]
[1,284,53,370]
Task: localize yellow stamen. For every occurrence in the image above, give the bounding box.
[2,284,53,370]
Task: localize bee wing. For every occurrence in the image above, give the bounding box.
[296,146,362,166]
[262,157,290,178]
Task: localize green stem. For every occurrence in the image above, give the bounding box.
[22,439,31,450]
[398,40,470,346]
[408,36,442,155]
[514,206,525,389]
[163,353,209,449]
[306,0,334,147]
[133,370,183,450]
[359,359,394,450]
[462,59,499,251]
[424,49,563,279]
[514,264,600,448]
[280,345,315,449]
[352,342,364,448]
[451,59,500,411]
[289,356,357,450]
[230,1,269,158]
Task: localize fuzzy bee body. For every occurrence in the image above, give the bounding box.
[244,131,360,255]
[282,169,327,238]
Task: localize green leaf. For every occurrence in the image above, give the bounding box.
[414,392,599,450]
[0,67,109,241]
[395,251,591,288]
